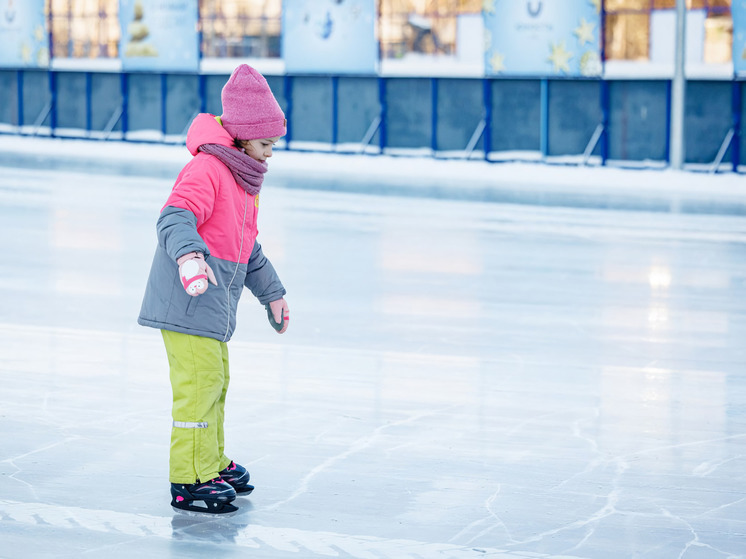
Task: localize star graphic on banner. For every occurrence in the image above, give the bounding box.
[37,47,49,67]
[484,29,492,52]
[548,41,573,73]
[483,0,496,14]
[490,51,505,73]
[21,42,32,63]
[574,18,595,45]
[589,0,601,13]
[580,50,602,76]
[34,25,45,42]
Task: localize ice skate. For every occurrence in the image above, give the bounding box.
[220,461,254,494]
[170,477,238,514]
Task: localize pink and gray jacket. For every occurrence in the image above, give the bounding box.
[138,113,285,342]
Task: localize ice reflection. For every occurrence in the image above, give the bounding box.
[170,504,252,543]
[378,294,481,318]
[647,265,672,289]
[600,365,728,459]
[51,208,122,251]
[602,262,730,290]
[379,351,481,406]
[378,227,482,275]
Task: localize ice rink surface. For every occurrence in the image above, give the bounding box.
[1,140,745,558]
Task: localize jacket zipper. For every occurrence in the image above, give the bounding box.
[223,190,248,342]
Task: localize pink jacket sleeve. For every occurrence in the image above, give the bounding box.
[162,155,222,227]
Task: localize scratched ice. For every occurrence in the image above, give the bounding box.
[0,138,745,559]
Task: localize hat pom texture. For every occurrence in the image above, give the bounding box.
[220,64,286,141]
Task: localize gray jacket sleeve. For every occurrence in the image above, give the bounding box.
[244,241,286,304]
[157,206,210,262]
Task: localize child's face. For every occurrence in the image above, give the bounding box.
[237,136,281,163]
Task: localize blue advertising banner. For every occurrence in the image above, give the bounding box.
[483,0,602,77]
[120,0,199,71]
[734,0,746,75]
[0,0,48,68]
[283,0,377,74]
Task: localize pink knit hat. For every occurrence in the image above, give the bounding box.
[220,64,286,140]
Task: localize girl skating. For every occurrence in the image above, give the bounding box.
[138,64,289,514]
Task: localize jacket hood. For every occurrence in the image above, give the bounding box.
[186,113,235,156]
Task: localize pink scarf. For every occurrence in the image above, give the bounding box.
[198,143,267,196]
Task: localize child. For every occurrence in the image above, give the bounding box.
[138,64,289,514]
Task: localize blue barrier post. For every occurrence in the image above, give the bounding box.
[378,77,387,153]
[540,79,549,158]
[431,77,438,153]
[17,70,23,127]
[49,70,57,137]
[85,72,92,134]
[732,80,741,171]
[198,74,207,113]
[161,73,168,137]
[483,78,492,161]
[600,79,609,165]
[283,75,293,148]
[331,75,339,147]
[121,73,129,139]
[664,80,672,164]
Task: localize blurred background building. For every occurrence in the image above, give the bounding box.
[1,1,743,169]
[44,1,735,74]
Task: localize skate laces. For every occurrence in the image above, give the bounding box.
[192,477,227,489]
[206,477,232,494]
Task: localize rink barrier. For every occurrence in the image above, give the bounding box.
[0,68,742,172]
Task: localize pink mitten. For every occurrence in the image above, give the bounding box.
[177,253,218,296]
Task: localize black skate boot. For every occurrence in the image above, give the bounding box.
[171,477,237,514]
[219,461,254,494]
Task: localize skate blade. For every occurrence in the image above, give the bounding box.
[171,499,238,516]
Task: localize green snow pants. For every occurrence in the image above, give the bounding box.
[161,329,232,484]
